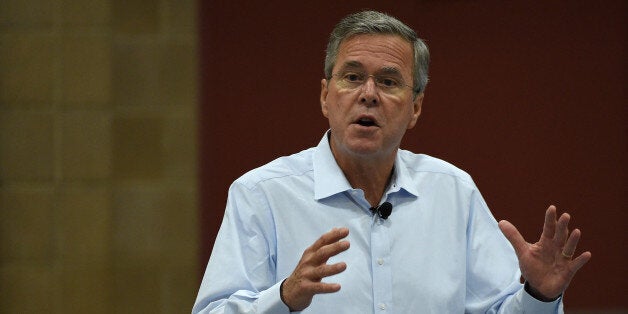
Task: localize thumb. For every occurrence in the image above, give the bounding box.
[498,220,528,258]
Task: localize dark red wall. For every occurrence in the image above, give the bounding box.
[198,1,627,310]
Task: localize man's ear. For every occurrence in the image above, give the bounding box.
[407,93,424,129]
[320,78,329,118]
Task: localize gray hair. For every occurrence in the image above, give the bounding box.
[324,11,430,96]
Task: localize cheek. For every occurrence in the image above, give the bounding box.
[321,103,329,118]
[386,103,415,128]
[326,97,345,114]
[323,98,343,122]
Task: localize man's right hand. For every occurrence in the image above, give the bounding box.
[280,227,350,311]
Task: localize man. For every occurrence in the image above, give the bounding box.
[193,11,590,313]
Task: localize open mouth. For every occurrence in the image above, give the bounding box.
[355,117,378,127]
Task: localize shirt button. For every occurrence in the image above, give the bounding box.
[378,303,386,310]
[377,258,384,265]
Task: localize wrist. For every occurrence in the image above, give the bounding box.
[524,281,560,302]
[280,279,295,312]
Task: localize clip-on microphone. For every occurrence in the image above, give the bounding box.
[370,202,393,220]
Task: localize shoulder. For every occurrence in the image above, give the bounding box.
[397,149,474,184]
[233,146,316,190]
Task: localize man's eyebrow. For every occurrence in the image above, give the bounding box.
[338,61,364,71]
[337,62,405,77]
[377,66,403,77]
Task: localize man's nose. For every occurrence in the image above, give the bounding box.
[359,77,379,106]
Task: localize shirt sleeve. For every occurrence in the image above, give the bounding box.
[464,187,564,314]
[192,180,291,314]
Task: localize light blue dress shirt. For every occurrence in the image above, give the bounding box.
[193,132,563,313]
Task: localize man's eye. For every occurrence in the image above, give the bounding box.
[379,77,399,87]
[344,73,362,82]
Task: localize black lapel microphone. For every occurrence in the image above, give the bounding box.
[370,202,393,220]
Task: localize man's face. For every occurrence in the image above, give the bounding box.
[320,34,423,161]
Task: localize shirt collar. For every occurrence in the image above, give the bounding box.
[313,131,419,200]
[313,131,353,200]
[390,151,419,197]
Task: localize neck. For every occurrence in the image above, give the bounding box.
[332,148,396,208]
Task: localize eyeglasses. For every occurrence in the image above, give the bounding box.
[331,71,416,95]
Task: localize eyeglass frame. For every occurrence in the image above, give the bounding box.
[329,70,420,96]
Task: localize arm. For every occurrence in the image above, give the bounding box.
[192,182,287,314]
[192,181,350,313]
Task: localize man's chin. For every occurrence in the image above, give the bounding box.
[344,141,386,157]
[329,132,389,158]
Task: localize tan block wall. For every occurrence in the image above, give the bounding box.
[1,0,198,313]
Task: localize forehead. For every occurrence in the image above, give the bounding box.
[335,34,413,75]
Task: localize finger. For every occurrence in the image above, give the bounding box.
[569,251,592,274]
[553,212,571,245]
[311,240,350,265]
[498,220,528,258]
[303,281,342,295]
[308,262,347,280]
[561,228,582,258]
[309,227,349,252]
[540,205,557,240]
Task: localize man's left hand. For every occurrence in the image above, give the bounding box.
[498,205,592,300]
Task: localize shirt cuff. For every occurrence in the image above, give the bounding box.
[521,285,563,313]
[257,280,292,313]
